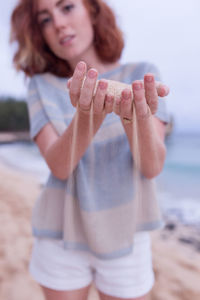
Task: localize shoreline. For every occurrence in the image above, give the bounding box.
[0,131,30,143]
[0,141,200,225]
[0,147,199,227]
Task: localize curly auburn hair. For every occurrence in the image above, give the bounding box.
[10,0,124,78]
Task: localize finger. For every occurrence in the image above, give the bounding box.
[79,68,98,111]
[93,80,108,114]
[144,74,158,115]
[137,79,170,97]
[155,81,170,97]
[70,61,87,107]
[113,96,121,115]
[105,94,114,114]
[120,89,133,120]
[132,81,150,120]
[67,77,72,89]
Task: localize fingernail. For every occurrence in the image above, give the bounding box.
[145,76,153,83]
[99,81,108,90]
[88,69,97,79]
[77,61,85,71]
[122,89,131,100]
[133,83,142,90]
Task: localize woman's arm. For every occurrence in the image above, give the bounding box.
[35,111,105,180]
[35,62,113,180]
[121,115,166,179]
[120,73,169,179]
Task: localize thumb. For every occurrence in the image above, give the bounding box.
[155,81,170,97]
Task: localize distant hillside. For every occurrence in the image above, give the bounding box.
[0,97,29,132]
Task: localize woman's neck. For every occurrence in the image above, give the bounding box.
[68,46,121,75]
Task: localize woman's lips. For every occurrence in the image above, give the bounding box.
[60,35,75,46]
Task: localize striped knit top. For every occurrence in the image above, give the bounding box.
[27,62,169,259]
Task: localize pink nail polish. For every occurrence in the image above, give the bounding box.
[133,83,141,90]
[88,69,97,79]
[99,81,108,90]
[77,61,85,71]
[146,76,153,83]
[122,90,131,100]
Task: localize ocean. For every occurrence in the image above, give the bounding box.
[0,133,199,226]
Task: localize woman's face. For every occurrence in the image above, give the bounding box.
[36,0,95,66]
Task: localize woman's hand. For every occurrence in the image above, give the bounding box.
[67,61,114,115]
[117,74,169,123]
[119,74,170,178]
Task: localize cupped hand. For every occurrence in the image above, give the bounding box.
[118,74,169,123]
[67,61,114,115]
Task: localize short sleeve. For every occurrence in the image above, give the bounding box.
[147,64,170,123]
[26,77,50,139]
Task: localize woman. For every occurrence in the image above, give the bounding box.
[11,0,169,299]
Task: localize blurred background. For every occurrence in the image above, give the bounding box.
[0,1,200,300]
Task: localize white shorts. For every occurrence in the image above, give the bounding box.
[29,232,154,299]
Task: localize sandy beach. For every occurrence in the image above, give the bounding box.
[0,161,200,300]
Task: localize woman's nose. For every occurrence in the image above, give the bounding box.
[53,13,67,30]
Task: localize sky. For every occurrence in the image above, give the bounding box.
[0,0,200,134]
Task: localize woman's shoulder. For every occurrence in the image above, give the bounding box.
[107,61,159,83]
[30,73,68,87]
[28,72,68,93]
[125,61,159,74]
[122,61,161,82]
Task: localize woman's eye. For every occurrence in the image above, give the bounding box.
[40,17,51,27]
[63,4,74,12]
